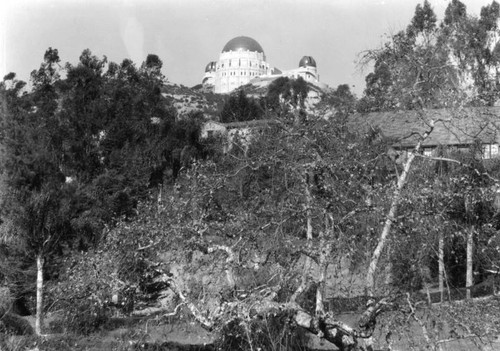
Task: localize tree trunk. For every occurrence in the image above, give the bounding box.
[316,239,329,316]
[366,120,434,296]
[466,227,474,300]
[157,185,163,213]
[439,231,444,302]
[305,175,313,242]
[35,253,44,336]
[291,172,314,303]
[316,215,333,316]
[366,150,416,296]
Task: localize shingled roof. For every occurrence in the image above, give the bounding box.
[347,107,500,148]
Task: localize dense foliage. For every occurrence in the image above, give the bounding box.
[219,76,310,123]
[358,0,500,111]
[3,3,500,349]
[220,89,264,123]
[0,49,205,318]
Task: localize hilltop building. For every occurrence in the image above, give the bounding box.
[203,36,320,94]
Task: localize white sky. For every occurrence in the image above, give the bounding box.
[0,0,491,96]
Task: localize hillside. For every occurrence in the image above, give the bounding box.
[162,78,332,122]
[161,82,228,120]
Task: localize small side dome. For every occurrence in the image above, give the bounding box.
[299,56,317,68]
[205,61,216,72]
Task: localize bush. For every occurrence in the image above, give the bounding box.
[0,335,36,351]
[48,251,115,335]
[215,312,307,351]
[62,299,111,335]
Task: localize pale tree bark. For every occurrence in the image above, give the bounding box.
[366,121,435,296]
[315,238,329,316]
[35,253,44,336]
[167,267,391,351]
[438,231,445,302]
[192,241,238,290]
[166,278,213,329]
[315,214,333,316]
[166,223,394,351]
[157,185,163,214]
[208,244,237,289]
[290,171,314,303]
[406,293,436,351]
[365,152,416,295]
[466,227,474,300]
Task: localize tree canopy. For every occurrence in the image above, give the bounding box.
[358,0,500,111]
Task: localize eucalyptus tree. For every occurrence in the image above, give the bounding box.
[359,0,500,110]
[0,48,77,335]
[357,1,500,300]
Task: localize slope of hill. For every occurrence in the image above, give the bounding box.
[162,78,332,121]
[161,82,227,120]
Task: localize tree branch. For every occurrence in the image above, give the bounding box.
[415,154,499,183]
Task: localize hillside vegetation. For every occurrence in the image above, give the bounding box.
[3,1,500,351]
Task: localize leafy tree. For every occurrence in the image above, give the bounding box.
[360,1,500,109]
[443,0,467,26]
[357,61,395,112]
[409,0,437,35]
[0,48,77,335]
[129,106,400,350]
[220,89,263,122]
[321,84,357,122]
[265,76,309,116]
[358,0,464,112]
[61,49,108,182]
[479,0,500,31]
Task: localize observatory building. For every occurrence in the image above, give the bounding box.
[203,36,320,94]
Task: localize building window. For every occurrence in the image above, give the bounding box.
[483,144,499,159]
[492,144,499,157]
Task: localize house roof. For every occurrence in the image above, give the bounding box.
[347,107,500,148]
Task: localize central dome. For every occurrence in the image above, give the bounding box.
[222,36,264,54]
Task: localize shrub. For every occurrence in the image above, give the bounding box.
[0,335,36,351]
[215,312,307,351]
